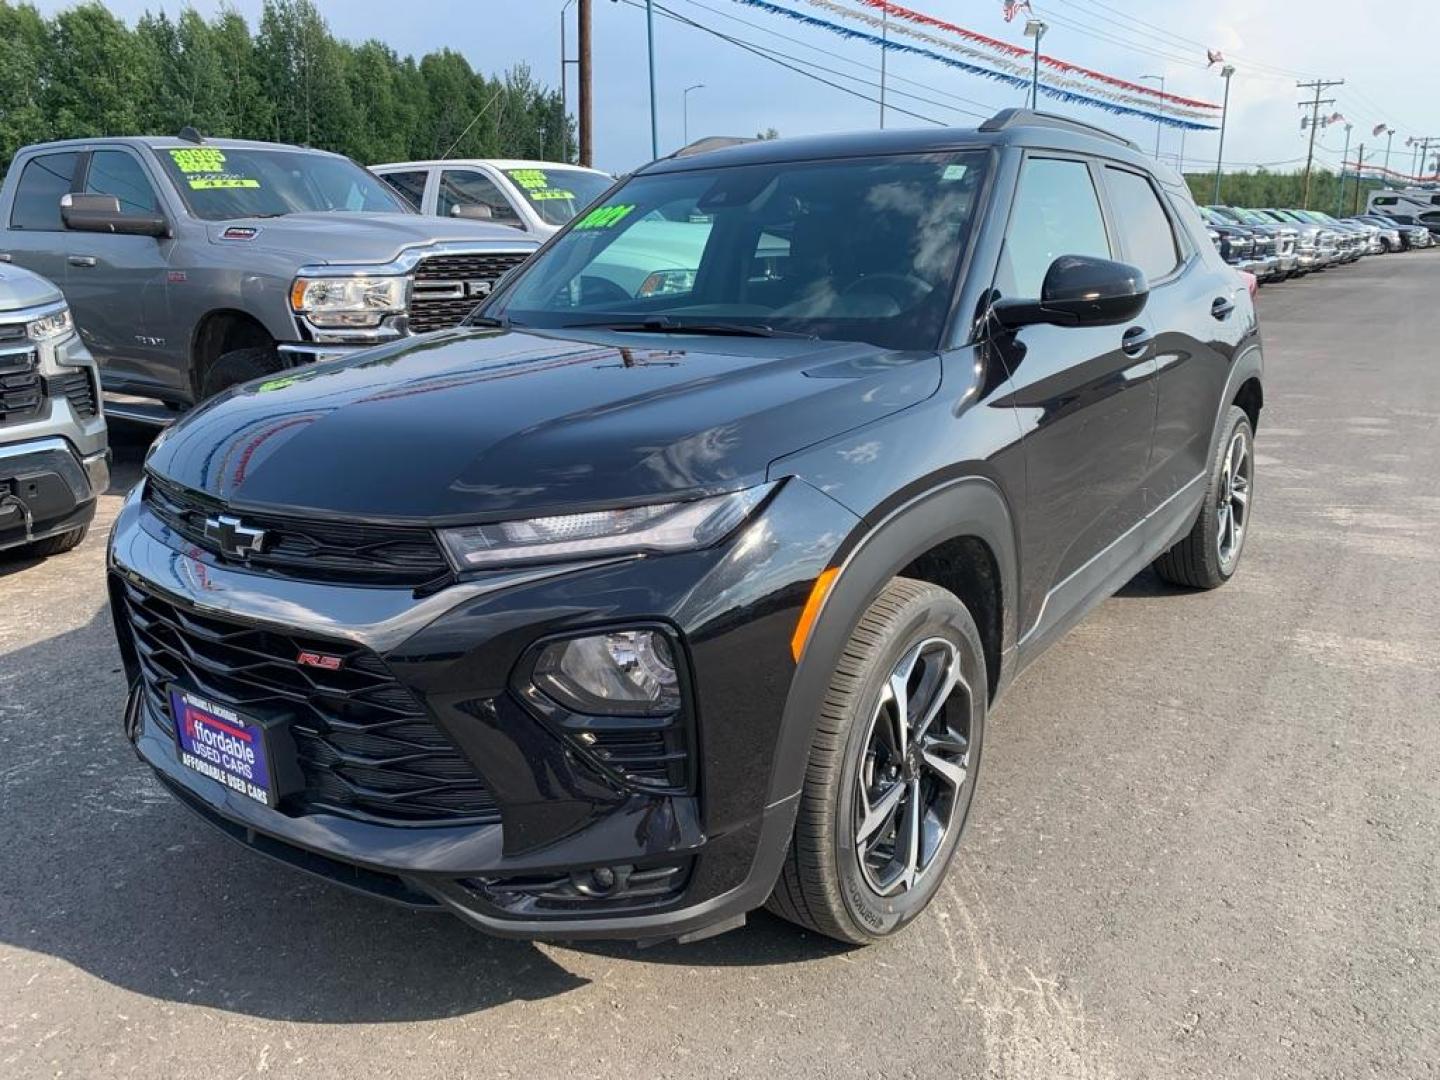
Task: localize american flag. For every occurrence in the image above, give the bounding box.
[1003,1,1033,22]
[1206,49,1225,68]
[1373,123,1389,137]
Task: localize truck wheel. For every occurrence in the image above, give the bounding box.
[1153,405,1254,589]
[199,346,284,400]
[767,578,986,944]
[15,525,88,559]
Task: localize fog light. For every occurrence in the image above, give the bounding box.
[535,630,680,716]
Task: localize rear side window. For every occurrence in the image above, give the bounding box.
[84,150,159,214]
[1104,167,1181,282]
[1000,157,1111,298]
[379,169,427,211]
[9,152,80,230]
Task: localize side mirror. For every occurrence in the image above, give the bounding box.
[450,203,493,220]
[993,254,1148,329]
[60,193,169,238]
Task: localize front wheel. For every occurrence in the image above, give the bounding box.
[1153,405,1254,589]
[767,578,986,944]
[199,345,284,401]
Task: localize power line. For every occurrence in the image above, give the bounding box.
[619,0,953,126]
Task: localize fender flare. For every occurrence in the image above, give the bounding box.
[764,475,1019,810]
[1207,343,1264,465]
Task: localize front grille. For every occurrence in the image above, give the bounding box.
[118,578,501,826]
[0,347,41,425]
[143,475,451,587]
[409,251,530,334]
[45,369,97,419]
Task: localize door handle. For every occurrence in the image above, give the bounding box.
[1121,325,1154,358]
[1210,296,1235,320]
[67,255,97,268]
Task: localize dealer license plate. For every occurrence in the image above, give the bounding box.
[170,688,274,807]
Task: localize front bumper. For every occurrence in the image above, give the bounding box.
[110,477,856,941]
[0,437,106,551]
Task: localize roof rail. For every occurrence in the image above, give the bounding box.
[980,108,1139,151]
[667,135,758,160]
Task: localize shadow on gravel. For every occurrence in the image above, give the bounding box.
[1,605,837,1026]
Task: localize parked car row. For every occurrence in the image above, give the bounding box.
[1199,202,1433,283]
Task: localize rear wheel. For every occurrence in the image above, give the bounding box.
[1154,405,1254,589]
[767,578,986,944]
[199,345,283,400]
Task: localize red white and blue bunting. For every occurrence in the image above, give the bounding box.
[730,0,1219,130]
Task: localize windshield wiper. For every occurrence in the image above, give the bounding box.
[560,316,815,339]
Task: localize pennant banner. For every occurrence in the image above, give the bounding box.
[801,0,1218,122]
[850,0,1220,110]
[732,0,1218,130]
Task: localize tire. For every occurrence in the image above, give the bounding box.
[1153,405,1254,589]
[199,345,283,400]
[14,524,88,559]
[767,577,987,944]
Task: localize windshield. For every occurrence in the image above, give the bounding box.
[492,151,988,351]
[155,146,409,221]
[505,168,614,227]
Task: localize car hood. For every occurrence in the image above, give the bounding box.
[0,264,64,312]
[146,329,940,523]
[204,212,537,265]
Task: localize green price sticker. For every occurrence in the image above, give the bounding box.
[531,189,575,201]
[189,177,260,190]
[573,203,635,230]
[508,169,550,190]
[170,148,229,174]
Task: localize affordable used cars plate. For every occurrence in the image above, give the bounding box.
[169,688,274,807]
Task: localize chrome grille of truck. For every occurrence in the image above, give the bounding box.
[0,343,41,425]
[409,251,531,334]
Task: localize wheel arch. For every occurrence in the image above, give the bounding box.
[766,475,1019,810]
[189,309,280,400]
[1208,344,1264,467]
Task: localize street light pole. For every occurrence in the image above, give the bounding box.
[646,0,658,160]
[1023,19,1046,110]
[879,7,887,128]
[1336,122,1353,217]
[1382,126,1395,183]
[560,0,577,162]
[1141,74,1165,159]
[1212,64,1235,204]
[683,83,704,146]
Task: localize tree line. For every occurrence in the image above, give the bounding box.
[1184,169,1385,214]
[0,0,571,173]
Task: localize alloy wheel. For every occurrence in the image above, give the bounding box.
[1216,427,1252,571]
[854,637,972,897]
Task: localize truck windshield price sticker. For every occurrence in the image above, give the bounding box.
[507,169,575,202]
[168,148,261,190]
[573,203,635,231]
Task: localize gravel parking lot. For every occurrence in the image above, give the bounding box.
[2,252,1437,1080]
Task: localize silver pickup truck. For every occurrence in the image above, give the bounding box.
[0,263,107,559]
[0,134,539,419]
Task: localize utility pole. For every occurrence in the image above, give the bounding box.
[1297,78,1343,209]
[1336,122,1352,217]
[1380,125,1395,183]
[1352,144,1366,215]
[578,0,593,166]
[1142,74,1165,158]
[1212,64,1235,204]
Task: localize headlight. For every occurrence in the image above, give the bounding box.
[534,629,680,715]
[26,306,73,341]
[438,483,774,570]
[290,276,405,328]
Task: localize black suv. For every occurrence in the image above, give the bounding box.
[110,110,1262,946]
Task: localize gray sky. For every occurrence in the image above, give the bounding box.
[30,0,1440,177]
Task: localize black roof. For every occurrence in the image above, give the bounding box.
[643,109,1161,177]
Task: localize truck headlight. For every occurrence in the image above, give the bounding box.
[534,629,681,716]
[438,483,774,570]
[26,306,73,342]
[290,276,406,328]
